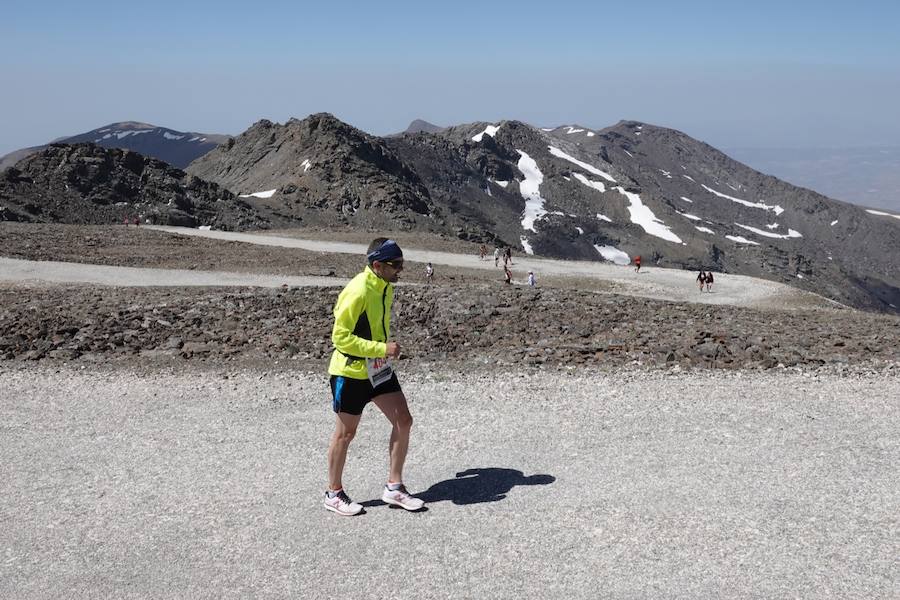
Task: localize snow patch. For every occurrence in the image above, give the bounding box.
[301,159,312,172]
[725,235,760,245]
[659,169,672,178]
[830,220,838,226]
[735,223,802,239]
[575,227,584,235]
[676,211,702,221]
[623,150,633,158]
[572,172,606,194]
[565,126,585,134]
[198,225,212,231]
[702,184,784,215]
[596,213,612,222]
[796,273,804,279]
[493,180,509,188]
[239,189,277,199]
[695,226,715,234]
[163,131,185,140]
[682,174,695,182]
[520,235,534,255]
[586,131,595,137]
[594,245,631,265]
[866,209,900,220]
[516,150,548,232]
[765,223,779,229]
[548,146,616,182]
[679,196,693,203]
[614,187,683,244]
[472,124,501,142]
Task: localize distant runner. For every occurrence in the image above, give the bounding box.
[705,271,714,293]
[494,247,501,267]
[425,262,434,283]
[323,237,425,516]
[697,270,706,293]
[634,255,641,272]
[528,271,536,287]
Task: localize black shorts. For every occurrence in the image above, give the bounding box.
[329,373,402,415]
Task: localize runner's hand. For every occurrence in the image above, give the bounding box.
[385,342,401,358]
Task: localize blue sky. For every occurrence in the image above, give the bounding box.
[2,0,899,155]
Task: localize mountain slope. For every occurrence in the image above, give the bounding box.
[0,144,265,230]
[0,122,227,170]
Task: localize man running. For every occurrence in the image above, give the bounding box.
[324,238,425,516]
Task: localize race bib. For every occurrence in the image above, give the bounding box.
[366,357,394,387]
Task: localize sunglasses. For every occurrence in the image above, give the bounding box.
[381,260,404,270]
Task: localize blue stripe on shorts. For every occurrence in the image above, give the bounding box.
[333,376,345,413]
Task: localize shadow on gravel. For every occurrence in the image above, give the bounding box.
[362,468,555,508]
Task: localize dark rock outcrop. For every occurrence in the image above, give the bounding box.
[0,144,266,229]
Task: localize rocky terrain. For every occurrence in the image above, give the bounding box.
[0,144,266,229]
[1,222,897,371]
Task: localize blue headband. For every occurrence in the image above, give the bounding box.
[367,239,403,264]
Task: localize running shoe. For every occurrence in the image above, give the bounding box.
[324,490,363,516]
[382,484,425,511]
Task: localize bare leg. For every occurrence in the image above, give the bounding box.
[327,411,362,491]
[372,391,413,483]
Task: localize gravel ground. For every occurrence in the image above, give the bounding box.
[2,365,897,599]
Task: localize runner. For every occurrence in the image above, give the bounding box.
[634,255,642,272]
[527,271,536,287]
[705,270,714,293]
[479,244,487,261]
[504,264,512,285]
[494,247,501,267]
[324,237,425,516]
[425,262,434,283]
[697,270,706,293]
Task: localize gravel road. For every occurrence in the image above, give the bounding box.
[2,365,897,599]
[147,226,834,310]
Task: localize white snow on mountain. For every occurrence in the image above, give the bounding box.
[484,185,492,197]
[564,127,585,134]
[572,173,606,194]
[301,159,311,172]
[472,124,501,142]
[548,147,617,182]
[679,196,693,203]
[493,180,509,188]
[516,150,547,232]
[541,128,554,132]
[614,187,683,244]
[659,169,672,178]
[726,235,760,245]
[163,131,185,140]
[575,227,584,235]
[239,189,277,199]
[597,213,612,222]
[676,211,702,221]
[520,235,534,255]
[701,184,785,215]
[735,223,802,239]
[623,150,634,158]
[830,220,839,226]
[866,209,900,220]
[695,226,715,234]
[683,174,695,182]
[765,223,779,229]
[586,131,595,137]
[594,244,631,265]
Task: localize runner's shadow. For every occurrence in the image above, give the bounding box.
[362,468,555,507]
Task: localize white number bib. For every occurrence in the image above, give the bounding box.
[366,357,394,387]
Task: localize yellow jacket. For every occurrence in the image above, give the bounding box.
[328,266,393,379]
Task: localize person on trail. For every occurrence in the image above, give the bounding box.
[425,262,434,283]
[504,265,512,285]
[479,244,487,261]
[527,271,536,287]
[505,246,513,265]
[634,255,642,272]
[324,237,425,516]
[705,270,714,293]
[697,270,706,292]
[494,247,501,267]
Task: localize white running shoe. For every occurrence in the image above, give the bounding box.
[382,484,425,511]
[324,490,363,516]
